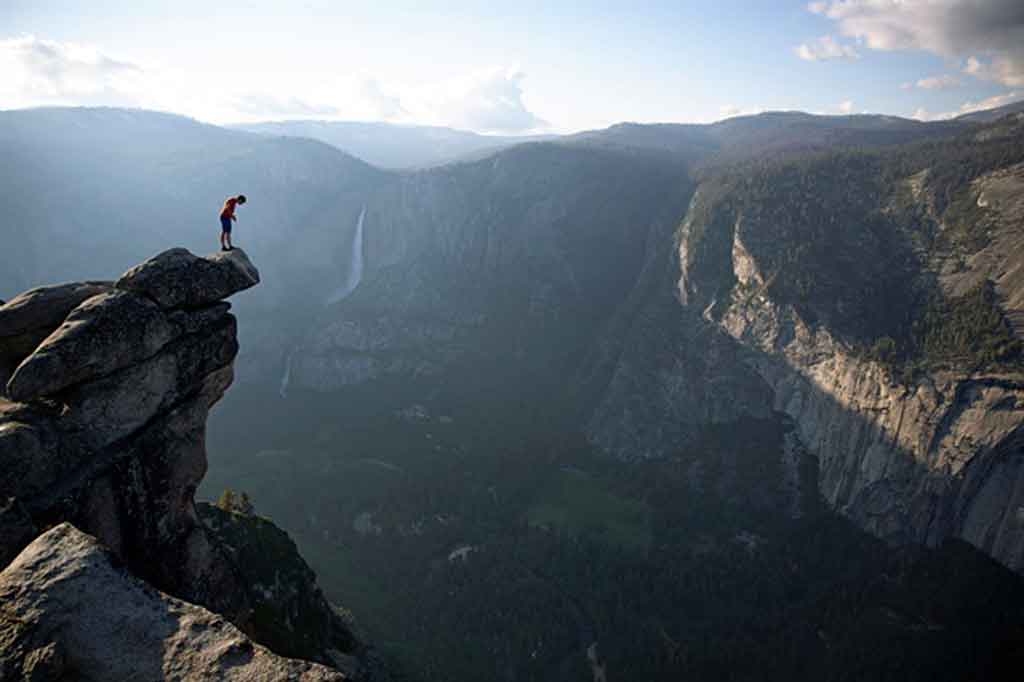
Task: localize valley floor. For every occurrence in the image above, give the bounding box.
[203,382,1024,682]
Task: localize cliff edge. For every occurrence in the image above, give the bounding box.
[0,248,364,678]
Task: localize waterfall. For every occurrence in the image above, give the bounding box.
[279,351,294,399]
[327,205,367,305]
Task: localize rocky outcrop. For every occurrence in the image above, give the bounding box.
[0,248,365,675]
[117,247,261,309]
[0,249,256,604]
[0,523,345,681]
[199,504,361,673]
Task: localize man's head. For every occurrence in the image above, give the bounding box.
[237,195,247,204]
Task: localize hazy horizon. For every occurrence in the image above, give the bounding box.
[2,1,1023,134]
[0,101,973,138]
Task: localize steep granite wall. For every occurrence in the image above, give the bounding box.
[676,158,1024,571]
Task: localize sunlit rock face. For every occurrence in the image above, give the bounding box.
[0,523,347,682]
[675,152,1024,572]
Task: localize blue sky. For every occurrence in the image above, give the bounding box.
[1,0,1021,132]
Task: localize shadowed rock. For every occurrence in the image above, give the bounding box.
[200,503,360,669]
[0,281,112,344]
[0,497,36,570]
[0,523,346,681]
[116,247,260,309]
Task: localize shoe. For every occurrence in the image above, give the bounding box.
[221,246,229,252]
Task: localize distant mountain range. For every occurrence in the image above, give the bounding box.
[231,120,555,169]
[233,108,986,171]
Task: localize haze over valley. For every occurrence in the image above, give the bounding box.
[3,2,1024,680]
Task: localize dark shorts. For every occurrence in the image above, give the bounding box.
[220,216,232,233]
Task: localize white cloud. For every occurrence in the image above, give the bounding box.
[401,67,547,133]
[912,90,1022,121]
[0,35,145,108]
[902,74,963,91]
[716,104,765,121]
[0,35,546,132]
[358,78,406,120]
[795,35,860,61]
[229,77,406,122]
[911,107,931,121]
[808,1,1024,87]
[838,99,854,114]
[914,74,962,90]
[964,55,1024,88]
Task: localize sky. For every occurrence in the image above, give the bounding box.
[1,0,1022,134]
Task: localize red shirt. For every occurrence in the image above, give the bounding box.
[220,197,239,219]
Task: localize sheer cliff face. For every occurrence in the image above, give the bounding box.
[0,249,362,678]
[676,139,1024,571]
[0,249,257,606]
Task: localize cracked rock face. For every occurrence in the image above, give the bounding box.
[0,523,345,682]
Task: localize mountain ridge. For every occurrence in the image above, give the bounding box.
[231,119,556,170]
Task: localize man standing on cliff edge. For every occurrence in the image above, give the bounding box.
[220,194,247,251]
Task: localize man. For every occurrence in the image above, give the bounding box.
[220,194,247,251]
